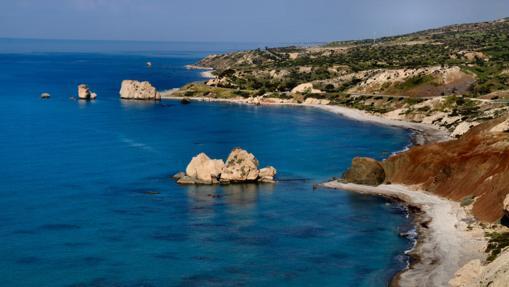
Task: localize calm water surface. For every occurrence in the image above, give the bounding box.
[0,40,413,287]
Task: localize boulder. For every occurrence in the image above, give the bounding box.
[342,157,386,186]
[259,166,277,183]
[185,153,225,184]
[220,148,260,183]
[78,84,97,100]
[119,80,160,100]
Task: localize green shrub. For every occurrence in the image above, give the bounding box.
[486,232,509,262]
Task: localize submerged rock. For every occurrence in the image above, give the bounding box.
[342,157,386,186]
[78,84,97,100]
[119,80,160,100]
[175,148,276,185]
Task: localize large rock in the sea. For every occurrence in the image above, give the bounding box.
[78,84,97,100]
[342,157,386,186]
[119,80,160,100]
[220,148,260,183]
[183,153,225,184]
[175,148,277,185]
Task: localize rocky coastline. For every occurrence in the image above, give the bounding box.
[162,92,509,286]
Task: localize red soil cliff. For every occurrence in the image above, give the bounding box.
[382,116,509,222]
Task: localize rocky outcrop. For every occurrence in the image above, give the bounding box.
[291,83,323,94]
[175,148,277,185]
[490,118,509,133]
[303,97,331,105]
[450,251,509,287]
[342,157,386,186]
[382,116,509,222]
[78,84,97,100]
[339,116,509,222]
[119,80,160,100]
[449,259,483,287]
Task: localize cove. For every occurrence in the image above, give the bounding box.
[0,43,413,287]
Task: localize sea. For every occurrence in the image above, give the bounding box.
[0,38,414,287]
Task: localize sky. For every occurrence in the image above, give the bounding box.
[0,0,508,43]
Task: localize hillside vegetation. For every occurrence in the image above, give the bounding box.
[198,17,509,98]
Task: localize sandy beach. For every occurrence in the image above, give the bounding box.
[321,182,486,287]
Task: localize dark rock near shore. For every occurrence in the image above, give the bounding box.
[342,157,385,186]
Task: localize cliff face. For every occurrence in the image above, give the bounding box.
[383,116,509,222]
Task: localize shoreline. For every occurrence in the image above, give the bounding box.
[320,182,486,287]
[185,64,215,79]
[161,95,450,145]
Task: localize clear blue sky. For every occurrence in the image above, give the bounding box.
[1,0,508,43]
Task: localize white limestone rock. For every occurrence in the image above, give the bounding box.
[119,80,160,100]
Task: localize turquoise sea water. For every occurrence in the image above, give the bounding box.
[0,40,413,287]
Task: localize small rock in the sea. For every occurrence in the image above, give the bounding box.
[143,191,160,195]
[40,93,50,99]
[180,98,191,105]
[78,84,97,100]
[172,172,186,180]
[174,148,277,185]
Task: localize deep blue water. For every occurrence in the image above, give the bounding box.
[0,40,413,287]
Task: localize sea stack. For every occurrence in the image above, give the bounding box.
[119,80,160,101]
[174,148,277,185]
[78,84,97,100]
